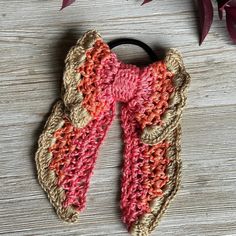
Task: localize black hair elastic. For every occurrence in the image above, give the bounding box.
[108,38,159,63]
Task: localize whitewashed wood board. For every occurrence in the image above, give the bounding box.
[0,0,236,235]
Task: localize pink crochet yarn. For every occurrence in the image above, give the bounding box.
[49,39,176,229]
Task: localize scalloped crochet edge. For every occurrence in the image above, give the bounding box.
[35,100,80,222]
[62,30,101,128]
[141,49,190,145]
[130,125,182,236]
[35,30,190,230]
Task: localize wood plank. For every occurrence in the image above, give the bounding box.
[0,105,236,235]
[0,0,236,235]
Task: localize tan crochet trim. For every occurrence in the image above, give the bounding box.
[133,51,189,234]
[130,125,182,236]
[35,31,189,228]
[35,100,79,222]
[62,30,101,128]
[35,30,101,222]
[141,49,190,145]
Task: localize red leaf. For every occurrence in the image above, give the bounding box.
[218,0,231,10]
[61,0,76,10]
[198,0,214,45]
[225,6,236,42]
[141,0,152,5]
[217,0,231,19]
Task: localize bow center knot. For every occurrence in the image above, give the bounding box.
[112,64,140,103]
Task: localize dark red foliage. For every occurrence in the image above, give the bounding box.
[225,5,236,42]
[218,0,236,43]
[61,0,75,10]
[59,0,236,44]
[141,0,152,6]
[198,0,236,44]
[198,0,214,45]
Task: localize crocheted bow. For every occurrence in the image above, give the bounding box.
[36,30,190,236]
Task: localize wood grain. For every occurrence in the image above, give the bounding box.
[0,0,236,235]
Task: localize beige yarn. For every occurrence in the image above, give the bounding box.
[35,100,79,222]
[141,49,190,145]
[35,31,102,222]
[63,30,100,128]
[35,30,190,233]
[130,126,182,235]
[131,49,190,235]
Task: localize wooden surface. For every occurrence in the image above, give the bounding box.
[0,0,236,235]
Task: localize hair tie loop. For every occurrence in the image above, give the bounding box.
[108,38,159,62]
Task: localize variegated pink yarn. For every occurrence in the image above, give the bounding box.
[48,39,175,230]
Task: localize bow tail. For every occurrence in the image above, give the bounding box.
[120,49,190,235]
[120,104,182,236]
[35,100,115,222]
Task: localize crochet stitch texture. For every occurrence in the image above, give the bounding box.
[35,30,190,236]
